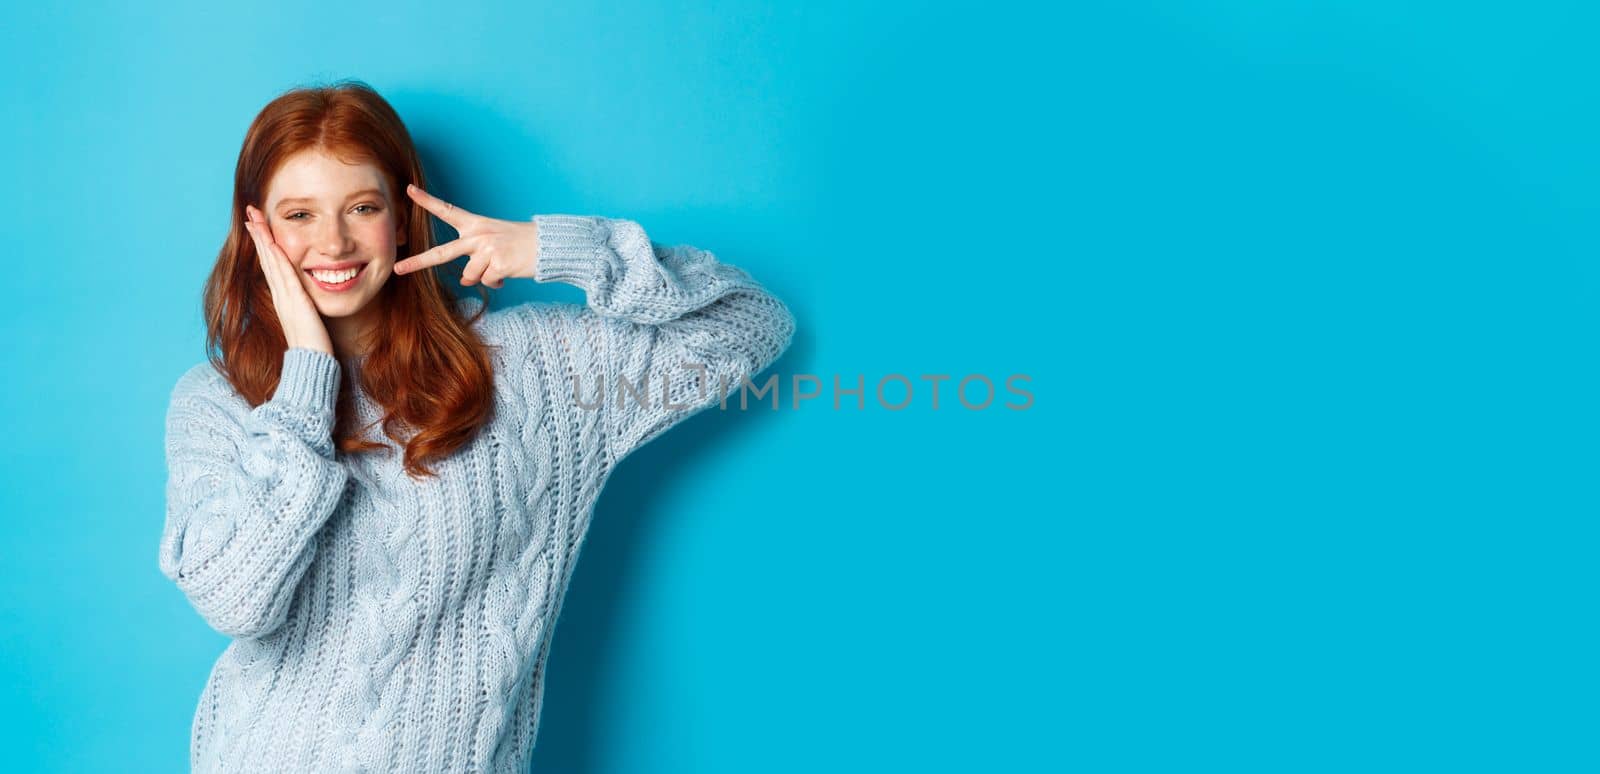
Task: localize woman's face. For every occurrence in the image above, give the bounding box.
[259,148,404,320]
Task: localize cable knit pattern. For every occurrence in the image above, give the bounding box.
[159,213,796,773]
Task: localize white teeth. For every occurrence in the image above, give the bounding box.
[310,266,360,283]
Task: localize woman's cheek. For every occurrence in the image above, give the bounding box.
[363,222,398,257]
[279,239,313,267]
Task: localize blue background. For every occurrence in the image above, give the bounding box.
[1,1,1595,771]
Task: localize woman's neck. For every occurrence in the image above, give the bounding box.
[326,310,375,362]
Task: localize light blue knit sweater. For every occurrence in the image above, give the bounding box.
[159,214,795,773]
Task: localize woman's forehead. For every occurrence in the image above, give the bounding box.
[267,150,388,204]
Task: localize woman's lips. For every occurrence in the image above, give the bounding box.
[306,263,368,292]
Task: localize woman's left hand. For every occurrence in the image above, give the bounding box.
[393,183,538,288]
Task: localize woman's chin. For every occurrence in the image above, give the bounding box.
[310,295,371,318]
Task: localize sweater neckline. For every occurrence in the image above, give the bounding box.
[337,353,369,381]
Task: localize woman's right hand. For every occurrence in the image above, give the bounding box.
[244,205,334,356]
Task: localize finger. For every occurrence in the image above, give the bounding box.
[244,211,276,253]
[477,261,507,289]
[245,220,279,265]
[244,221,267,263]
[461,255,491,286]
[395,236,474,275]
[245,222,283,283]
[246,220,296,296]
[244,223,283,299]
[406,183,477,230]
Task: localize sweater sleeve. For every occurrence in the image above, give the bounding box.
[159,347,351,639]
[523,214,796,466]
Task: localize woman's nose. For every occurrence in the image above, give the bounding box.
[317,220,355,256]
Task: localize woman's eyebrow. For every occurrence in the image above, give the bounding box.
[275,188,384,206]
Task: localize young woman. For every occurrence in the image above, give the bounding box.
[158,80,795,773]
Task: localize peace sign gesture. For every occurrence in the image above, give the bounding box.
[393,184,540,288]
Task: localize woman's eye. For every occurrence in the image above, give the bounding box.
[284,206,377,220]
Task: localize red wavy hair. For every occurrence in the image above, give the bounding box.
[202,79,495,479]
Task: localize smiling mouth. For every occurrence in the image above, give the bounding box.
[306,263,368,291]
